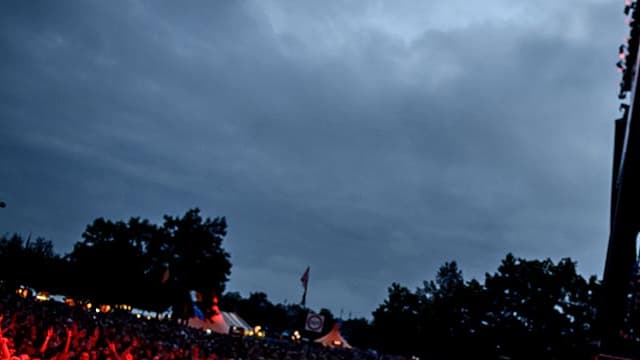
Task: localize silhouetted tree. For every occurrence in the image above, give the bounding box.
[66,217,159,307]
[318,308,336,335]
[371,255,602,358]
[372,283,421,355]
[484,254,599,359]
[66,208,231,317]
[0,225,611,358]
[416,261,490,358]
[0,234,66,292]
[220,291,243,312]
[341,318,374,350]
[157,209,231,319]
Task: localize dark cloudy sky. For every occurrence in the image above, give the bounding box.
[0,0,627,317]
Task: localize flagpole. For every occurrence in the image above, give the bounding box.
[300,266,310,307]
[301,288,307,307]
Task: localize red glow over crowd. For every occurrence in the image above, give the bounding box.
[0,290,404,360]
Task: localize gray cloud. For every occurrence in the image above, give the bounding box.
[0,0,625,317]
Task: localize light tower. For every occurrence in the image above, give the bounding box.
[600,0,640,355]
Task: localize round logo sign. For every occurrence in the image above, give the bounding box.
[306,314,324,331]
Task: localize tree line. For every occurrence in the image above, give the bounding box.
[0,208,231,320]
[370,258,605,358]
[1,208,639,358]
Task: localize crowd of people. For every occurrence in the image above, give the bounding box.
[0,290,402,360]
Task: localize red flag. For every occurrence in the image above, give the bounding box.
[301,266,310,290]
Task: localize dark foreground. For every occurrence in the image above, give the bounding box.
[0,291,399,360]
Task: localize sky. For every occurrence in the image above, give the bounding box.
[0,0,629,318]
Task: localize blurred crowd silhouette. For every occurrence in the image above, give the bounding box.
[0,291,395,360]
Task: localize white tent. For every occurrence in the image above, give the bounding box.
[223,312,252,330]
[187,311,251,334]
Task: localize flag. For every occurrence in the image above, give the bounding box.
[190,290,205,320]
[193,304,205,320]
[301,266,310,290]
[300,266,310,306]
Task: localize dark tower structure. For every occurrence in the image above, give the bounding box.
[601,0,640,355]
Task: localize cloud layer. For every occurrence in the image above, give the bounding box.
[0,0,626,316]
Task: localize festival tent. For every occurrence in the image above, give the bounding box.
[314,323,352,349]
[187,311,252,334]
[223,312,252,330]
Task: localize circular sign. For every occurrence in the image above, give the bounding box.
[306,314,324,331]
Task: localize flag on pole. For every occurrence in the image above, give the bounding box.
[301,266,310,306]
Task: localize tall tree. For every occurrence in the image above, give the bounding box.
[417,261,489,359]
[65,208,232,316]
[483,254,599,359]
[66,218,158,307]
[157,208,231,319]
[0,234,66,292]
[371,255,601,358]
[372,283,421,355]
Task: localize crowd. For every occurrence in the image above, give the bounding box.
[0,291,400,360]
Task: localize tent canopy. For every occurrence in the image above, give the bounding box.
[223,312,251,330]
[187,311,251,334]
[314,323,352,349]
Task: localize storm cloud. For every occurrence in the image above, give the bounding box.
[0,0,626,316]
